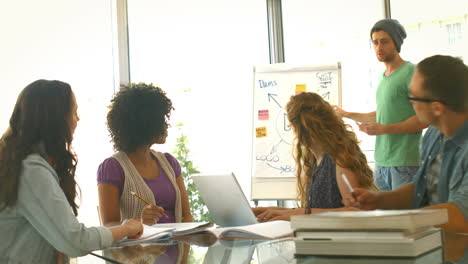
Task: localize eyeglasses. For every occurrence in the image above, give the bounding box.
[407,96,446,104]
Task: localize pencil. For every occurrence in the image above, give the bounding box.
[130,191,152,205]
[130,191,169,218]
[340,173,357,200]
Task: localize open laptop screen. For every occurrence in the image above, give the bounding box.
[192,173,258,227]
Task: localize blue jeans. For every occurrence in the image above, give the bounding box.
[375,166,419,191]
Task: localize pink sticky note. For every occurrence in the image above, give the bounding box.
[258,110,269,121]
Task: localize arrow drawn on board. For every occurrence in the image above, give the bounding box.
[322,91,330,100]
[266,163,295,174]
[268,93,282,109]
[270,139,284,154]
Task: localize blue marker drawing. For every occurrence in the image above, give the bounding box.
[258,80,278,89]
[266,163,295,174]
[317,72,333,89]
[270,139,284,155]
[256,155,280,162]
[322,91,330,100]
[268,93,282,109]
[283,113,291,131]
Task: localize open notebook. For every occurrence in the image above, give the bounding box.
[115,220,293,247]
[115,225,175,246]
[210,220,292,240]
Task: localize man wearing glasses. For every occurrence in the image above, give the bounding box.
[335,19,427,191]
[349,55,468,232]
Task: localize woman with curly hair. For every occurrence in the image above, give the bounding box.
[0,80,142,263]
[97,83,192,227]
[254,92,378,221]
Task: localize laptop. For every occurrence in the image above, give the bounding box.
[192,173,258,227]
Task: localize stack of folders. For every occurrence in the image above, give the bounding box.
[291,209,448,258]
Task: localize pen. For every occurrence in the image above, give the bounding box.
[130,191,169,218]
[340,173,357,200]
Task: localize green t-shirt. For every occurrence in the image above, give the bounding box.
[375,61,421,167]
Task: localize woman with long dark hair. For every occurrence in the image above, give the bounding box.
[254,92,378,221]
[0,80,142,263]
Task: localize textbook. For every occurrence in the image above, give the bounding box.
[294,228,443,257]
[294,227,431,240]
[290,209,448,232]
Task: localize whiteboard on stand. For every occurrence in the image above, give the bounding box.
[252,63,342,200]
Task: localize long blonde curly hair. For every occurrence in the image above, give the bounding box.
[286,92,376,207]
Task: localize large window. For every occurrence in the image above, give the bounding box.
[127,0,269,196]
[391,0,468,62]
[0,0,116,234]
[282,0,385,162]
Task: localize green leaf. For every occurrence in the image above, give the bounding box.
[171,123,212,222]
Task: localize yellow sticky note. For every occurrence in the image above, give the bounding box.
[256,127,267,138]
[295,84,306,94]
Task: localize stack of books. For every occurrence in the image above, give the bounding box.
[291,209,448,258]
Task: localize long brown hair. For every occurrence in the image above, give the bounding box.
[0,80,80,215]
[286,92,375,207]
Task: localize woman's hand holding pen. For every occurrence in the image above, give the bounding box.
[141,204,168,225]
[130,190,169,225]
[343,188,382,210]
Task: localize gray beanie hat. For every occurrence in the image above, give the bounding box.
[370,19,407,52]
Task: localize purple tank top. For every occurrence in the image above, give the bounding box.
[97,152,181,223]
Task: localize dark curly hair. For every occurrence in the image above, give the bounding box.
[107,83,174,153]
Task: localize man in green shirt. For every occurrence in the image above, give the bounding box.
[335,19,427,191]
